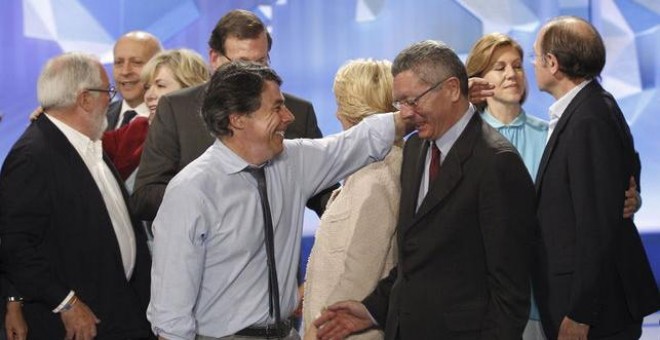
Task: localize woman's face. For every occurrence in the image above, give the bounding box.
[144,65,182,119]
[482,45,526,107]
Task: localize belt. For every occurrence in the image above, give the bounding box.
[235,321,291,339]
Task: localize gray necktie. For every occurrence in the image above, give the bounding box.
[246,166,281,327]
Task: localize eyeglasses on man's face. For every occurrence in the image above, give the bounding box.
[87,85,117,101]
[393,77,451,110]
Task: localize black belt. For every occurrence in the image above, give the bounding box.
[235,321,291,339]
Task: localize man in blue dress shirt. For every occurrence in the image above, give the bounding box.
[146,61,410,340]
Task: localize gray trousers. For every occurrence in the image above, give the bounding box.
[196,328,300,340]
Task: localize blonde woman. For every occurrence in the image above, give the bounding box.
[303,59,401,340]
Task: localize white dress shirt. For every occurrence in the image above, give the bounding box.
[547,79,591,142]
[147,112,396,340]
[45,113,136,280]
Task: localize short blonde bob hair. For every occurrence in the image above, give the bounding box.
[141,48,209,88]
[333,59,395,127]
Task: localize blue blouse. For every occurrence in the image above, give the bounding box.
[481,109,548,179]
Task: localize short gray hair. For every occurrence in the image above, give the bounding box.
[37,52,103,109]
[392,40,469,96]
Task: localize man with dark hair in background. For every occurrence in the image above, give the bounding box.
[132,9,331,221]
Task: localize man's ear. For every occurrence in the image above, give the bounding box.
[446,77,461,102]
[228,113,246,131]
[77,90,94,112]
[209,49,222,71]
[546,53,560,75]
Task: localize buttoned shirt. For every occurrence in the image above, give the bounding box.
[417,105,475,208]
[547,80,591,142]
[45,114,136,279]
[147,112,396,340]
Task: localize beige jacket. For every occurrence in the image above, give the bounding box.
[303,147,402,340]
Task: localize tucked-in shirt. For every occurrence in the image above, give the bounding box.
[417,105,475,208]
[45,114,136,280]
[547,79,590,141]
[481,110,548,178]
[115,100,149,129]
[147,113,396,340]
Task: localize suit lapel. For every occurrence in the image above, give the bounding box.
[401,114,479,234]
[399,137,427,236]
[535,82,596,192]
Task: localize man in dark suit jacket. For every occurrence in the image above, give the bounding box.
[531,16,659,340]
[132,9,331,221]
[0,53,152,339]
[314,40,536,339]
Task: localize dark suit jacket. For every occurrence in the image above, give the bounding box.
[0,115,152,339]
[363,113,536,339]
[132,83,333,221]
[105,100,122,131]
[533,81,659,339]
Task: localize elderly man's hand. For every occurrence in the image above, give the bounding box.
[60,297,100,340]
[314,301,374,340]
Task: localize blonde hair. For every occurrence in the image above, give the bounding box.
[465,33,527,110]
[141,48,209,88]
[333,59,395,127]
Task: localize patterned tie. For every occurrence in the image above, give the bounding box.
[246,166,281,328]
[429,142,441,188]
[119,110,137,127]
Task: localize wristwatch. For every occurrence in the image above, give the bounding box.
[60,295,78,312]
[6,296,24,303]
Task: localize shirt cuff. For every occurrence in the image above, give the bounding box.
[52,290,75,313]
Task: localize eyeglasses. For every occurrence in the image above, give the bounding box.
[393,77,451,110]
[87,85,117,101]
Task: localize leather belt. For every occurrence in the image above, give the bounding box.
[235,321,291,339]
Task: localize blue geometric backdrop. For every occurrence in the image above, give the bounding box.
[1,0,658,282]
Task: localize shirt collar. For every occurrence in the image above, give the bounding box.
[481,108,526,128]
[211,139,272,175]
[433,104,475,159]
[120,100,150,118]
[44,113,103,163]
[548,79,591,121]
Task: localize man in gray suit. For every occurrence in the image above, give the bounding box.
[132,10,331,221]
[106,31,161,130]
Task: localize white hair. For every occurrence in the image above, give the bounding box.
[37,52,103,109]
